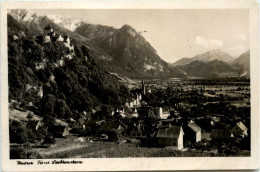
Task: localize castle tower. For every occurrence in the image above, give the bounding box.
[142,79,146,95]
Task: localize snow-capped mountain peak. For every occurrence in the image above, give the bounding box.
[8,9,84,32]
[8,9,38,23]
[47,15,83,31]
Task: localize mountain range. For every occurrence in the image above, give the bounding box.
[171,49,250,78]
[75,23,173,78]
[174,60,244,78]
[8,9,250,79]
[171,49,235,66]
[231,50,250,70]
[8,10,172,79]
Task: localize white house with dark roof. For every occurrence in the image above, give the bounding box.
[184,121,202,144]
[156,126,184,150]
[232,121,248,138]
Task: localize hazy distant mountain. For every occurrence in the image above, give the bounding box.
[231,50,250,77]
[171,49,234,66]
[231,50,250,70]
[170,57,193,67]
[175,59,244,78]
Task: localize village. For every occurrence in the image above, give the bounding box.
[9,76,250,158]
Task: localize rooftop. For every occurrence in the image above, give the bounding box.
[188,122,201,133]
[236,121,247,131]
[156,126,183,139]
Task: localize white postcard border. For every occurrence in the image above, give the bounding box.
[1,1,259,171]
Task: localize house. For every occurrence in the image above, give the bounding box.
[232,121,248,138]
[63,35,71,44]
[128,101,134,108]
[95,106,102,112]
[117,124,126,135]
[137,106,156,118]
[170,110,181,119]
[48,125,69,137]
[183,121,201,144]
[56,34,64,42]
[210,129,234,141]
[26,120,42,131]
[126,94,141,108]
[84,111,93,121]
[44,25,54,35]
[157,107,170,119]
[72,118,86,130]
[44,36,51,43]
[95,120,106,126]
[132,108,139,118]
[159,118,175,127]
[13,35,19,41]
[55,118,68,127]
[100,134,109,141]
[210,116,221,126]
[116,108,126,118]
[123,108,131,117]
[156,126,184,150]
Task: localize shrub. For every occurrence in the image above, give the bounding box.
[10,147,26,159]
[42,135,55,147]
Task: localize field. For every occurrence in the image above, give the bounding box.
[9,109,42,122]
[16,136,249,158]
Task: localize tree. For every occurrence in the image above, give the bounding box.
[26,129,37,143]
[99,129,120,142]
[26,112,33,121]
[9,120,28,145]
[42,115,56,127]
[40,94,56,115]
[10,147,26,159]
[42,135,55,147]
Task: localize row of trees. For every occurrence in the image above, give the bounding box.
[9,120,55,146]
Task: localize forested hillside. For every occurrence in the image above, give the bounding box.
[8,14,129,121]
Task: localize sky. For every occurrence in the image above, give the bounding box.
[33,9,249,63]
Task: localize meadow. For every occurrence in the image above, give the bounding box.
[17,136,248,158]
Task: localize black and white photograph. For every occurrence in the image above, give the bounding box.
[1,1,259,171]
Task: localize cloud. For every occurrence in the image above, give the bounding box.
[237,34,247,41]
[195,36,223,49]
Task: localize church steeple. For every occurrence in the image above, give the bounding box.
[142,79,145,95]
